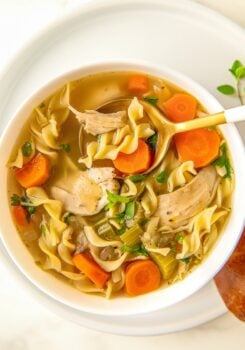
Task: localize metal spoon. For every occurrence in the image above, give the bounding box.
[98,99,245,173]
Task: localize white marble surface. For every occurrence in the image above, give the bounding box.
[0,0,244,348]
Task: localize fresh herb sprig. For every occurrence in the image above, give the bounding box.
[105,190,130,210]
[217,60,245,105]
[212,143,232,178]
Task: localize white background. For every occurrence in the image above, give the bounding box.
[0,1,244,349]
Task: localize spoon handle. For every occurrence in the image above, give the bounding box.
[174,105,245,133]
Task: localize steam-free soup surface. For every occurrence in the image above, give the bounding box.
[8,71,233,297]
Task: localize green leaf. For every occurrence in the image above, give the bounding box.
[124,201,135,220]
[181,257,191,264]
[175,234,184,244]
[129,174,146,183]
[212,143,232,178]
[155,170,168,183]
[144,96,159,106]
[217,85,236,95]
[21,141,33,157]
[236,66,245,80]
[146,133,158,151]
[10,194,21,206]
[117,227,126,235]
[121,244,149,256]
[229,60,243,78]
[59,143,71,153]
[106,191,130,210]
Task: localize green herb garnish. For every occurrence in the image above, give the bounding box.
[144,96,159,106]
[21,141,33,157]
[212,143,232,178]
[146,133,158,151]
[217,59,245,105]
[139,218,149,226]
[181,257,191,264]
[124,201,135,220]
[10,193,36,220]
[64,213,74,224]
[217,85,235,95]
[129,174,146,183]
[40,224,47,237]
[155,170,168,183]
[117,227,126,235]
[60,143,71,153]
[121,244,149,256]
[175,233,184,244]
[105,190,130,209]
[11,194,21,206]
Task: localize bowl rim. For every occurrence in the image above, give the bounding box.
[0,59,244,316]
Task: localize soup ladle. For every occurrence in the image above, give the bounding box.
[98,99,245,174]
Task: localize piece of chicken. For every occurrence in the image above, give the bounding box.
[50,167,119,216]
[74,109,127,136]
[154,166,219,228]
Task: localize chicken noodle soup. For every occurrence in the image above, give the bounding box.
[8,71,234,297]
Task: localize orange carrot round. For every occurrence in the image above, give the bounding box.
[164,93,197,122]
[128,75,149,94]
[175,128,220,168]
[15,153,50,188]
[12,205,30,228]
[72,253,110,288]
[125,259,161,296]
[113,139,151,175]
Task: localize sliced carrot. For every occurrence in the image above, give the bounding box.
[113,139,151,175]
[175,128,220,168]
[12,205,30,228]
[125,259,161,296]
[164,93,197,122]
[72,253,110,288]
[128,75,149,94]
[15,153,49,188]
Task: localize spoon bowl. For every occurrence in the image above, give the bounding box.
[92,98,245,173]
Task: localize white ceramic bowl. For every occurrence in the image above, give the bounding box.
[0,61,244,316]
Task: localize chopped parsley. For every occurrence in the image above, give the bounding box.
[121,244,149,256]
[212,143,232,178]
[146,133,158,151]
[175,233,184,244]
[117,227,126,235]
[155,170,168,183]
[129,174,146,183]
[10,193,36,221]
[59,143,71,153]
[181,257,191,264]
[21,141,33,157]
[105,190,130,209]
[139,218,149,226]
[144,96,159,106]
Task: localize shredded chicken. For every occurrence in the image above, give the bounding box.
[154,166,219,228]
[50,167,119,216]
[76,110,127,136]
